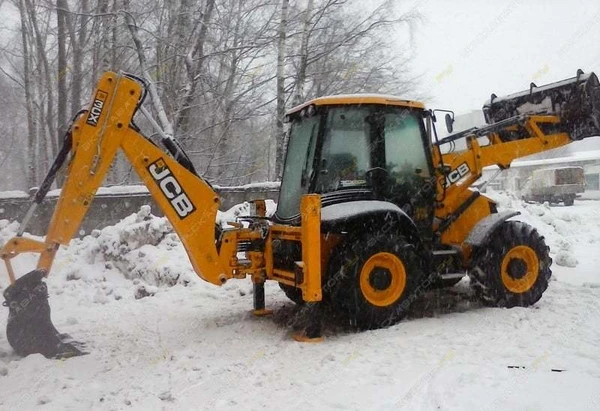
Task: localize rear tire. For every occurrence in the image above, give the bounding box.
[328,232,424,330]
[469,221,551,308]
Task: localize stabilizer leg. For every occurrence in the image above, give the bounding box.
[293,302,324,343]
[252,278,273,317]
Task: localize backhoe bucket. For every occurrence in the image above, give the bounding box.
[483,70,600,141]
[3,270,86,358]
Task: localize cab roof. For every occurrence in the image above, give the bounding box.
[286,94,425,116]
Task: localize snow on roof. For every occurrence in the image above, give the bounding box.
[213,181,280,191]
[0,182,281,200]
[484,149,600,170]
[0,190,29,199]
[46,185,151,197]
[586,164,600,174]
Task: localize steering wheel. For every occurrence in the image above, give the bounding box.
[365,167,389,178]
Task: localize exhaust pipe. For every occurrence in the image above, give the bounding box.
[483,70,600,141]
[3,270,86,358]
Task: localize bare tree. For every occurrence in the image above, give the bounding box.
[0,0,420,191]
[275,0,289,179]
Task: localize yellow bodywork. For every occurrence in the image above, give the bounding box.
[287,94,425,116]
[432,116,571,262]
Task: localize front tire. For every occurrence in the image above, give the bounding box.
[564,195,575,206]
[469,221,552,308]
[328,232,424,330]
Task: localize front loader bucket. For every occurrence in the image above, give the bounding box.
[484,70,600,141]
[3,270,86,358]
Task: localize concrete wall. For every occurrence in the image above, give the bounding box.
[0,185,279,236]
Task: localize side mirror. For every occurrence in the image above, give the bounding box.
[432,109,455,133]
[445,113,454,133]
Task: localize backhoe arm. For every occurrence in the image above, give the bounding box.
[1,72,226,286]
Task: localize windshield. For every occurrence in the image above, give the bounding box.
[277,105,430,219]
[314,107,430,195]
[277,114,320,219]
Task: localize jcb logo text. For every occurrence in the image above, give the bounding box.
[445,162,470,187]
[148,159,196,219]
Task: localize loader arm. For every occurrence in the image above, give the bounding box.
[1,72,226,286]
[432,115,571,219]
[432,70,600,239]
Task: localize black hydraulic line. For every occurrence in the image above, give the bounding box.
[17,110,86,236]
[438,191,481,234]
[436,115,527,146]
[161,137,198,176]
[121,72,198,176]
[33,130,74,204]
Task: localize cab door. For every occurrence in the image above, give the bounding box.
[373,109,436,241]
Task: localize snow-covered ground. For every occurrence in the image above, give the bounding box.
[0,194,599,410]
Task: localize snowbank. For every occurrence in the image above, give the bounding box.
[485,189,600,270]
[0,199,277,291]
[0,195,599,410]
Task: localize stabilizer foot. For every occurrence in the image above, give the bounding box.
[252,308,273,317]
[293,301,323,342]
[292,333,324,343]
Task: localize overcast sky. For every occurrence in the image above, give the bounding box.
[398,0,600,114]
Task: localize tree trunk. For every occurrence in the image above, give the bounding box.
[69,0,87,117]
[18,0,37,187]
[24,0,57,160]
[124,1,174,136]
[174,0,216,139]
[275,0,289,179]
[56,0,68,137]
[294,0,314,105]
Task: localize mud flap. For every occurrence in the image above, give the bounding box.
[3,270,87,359]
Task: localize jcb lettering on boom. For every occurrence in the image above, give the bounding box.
[148,158,196,219]
[86,90,108,127]
[445,162,470,187]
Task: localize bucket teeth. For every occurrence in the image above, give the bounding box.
[3,270,87,359]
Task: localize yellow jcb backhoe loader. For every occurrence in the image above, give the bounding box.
[2,70,600,358]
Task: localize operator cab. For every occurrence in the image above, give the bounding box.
[277,95,435,238]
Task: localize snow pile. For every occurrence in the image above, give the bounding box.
[0,219,19,247]
[216,199,276,228]
[485,189,600,268]
[1,201,277,293]
[67,205,197,288]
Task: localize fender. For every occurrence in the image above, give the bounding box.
[464,210,520,247]
[320,200,421,246]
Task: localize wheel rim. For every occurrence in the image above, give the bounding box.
[359,252,406,307]
[501,245,539,293]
